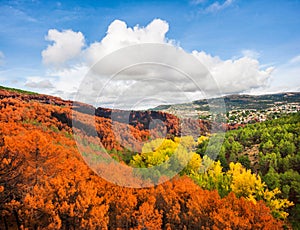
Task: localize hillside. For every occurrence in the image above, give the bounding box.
[0,86,297,229]
[197,113,300,227]
[0,87,212,151]
[153,92,300,121]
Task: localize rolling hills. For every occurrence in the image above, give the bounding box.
[152,92,300,121]
[0,86,298,229]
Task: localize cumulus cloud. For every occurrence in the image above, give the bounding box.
[47,65,89,99]
[25,77,54,89]
[77,43,272,109]
[264,55,300,93]
[42,29,85,67]
[85,19,171,64]
[80,45,213,109]
[40,18,274,109]
[192,50,273,94]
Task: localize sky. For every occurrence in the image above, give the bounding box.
[0,0,300,109]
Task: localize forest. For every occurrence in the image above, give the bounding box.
[0,88,299,229]
[197,113,300,228]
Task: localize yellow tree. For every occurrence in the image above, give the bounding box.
[227,162,293,219]
[228,162,265,199]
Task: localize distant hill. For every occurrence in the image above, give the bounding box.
[221,92,300,111]
[152,92,300,118]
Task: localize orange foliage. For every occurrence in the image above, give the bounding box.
[0,89,286,229]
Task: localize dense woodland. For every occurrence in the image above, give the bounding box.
[197,113,300,228]
[0,88,299,229]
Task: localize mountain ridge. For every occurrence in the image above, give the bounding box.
[152,92,300,121]
[152,92,300,111]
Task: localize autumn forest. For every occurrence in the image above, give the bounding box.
[0,87,299,229]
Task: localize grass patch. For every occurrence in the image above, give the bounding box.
[64,132,73,139]
[22,118,43,126]
[0,85,38,95]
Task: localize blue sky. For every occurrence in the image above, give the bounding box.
[0,0,300,107]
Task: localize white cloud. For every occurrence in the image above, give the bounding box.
[0,51,5,66]
[192,50,273,94]
[289,55,300,64]
[40,18,276,109]
[85,19,171,64]
[83,51,211,109]
[241,49,260,59]
[191,0,207,5]
[25,77,54,89]
[243,54,300,95]
[264,55,300,93]
[40,19,176,104]
[42,29,85,67]
[205,0,234,13]
[47,64,88,100]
